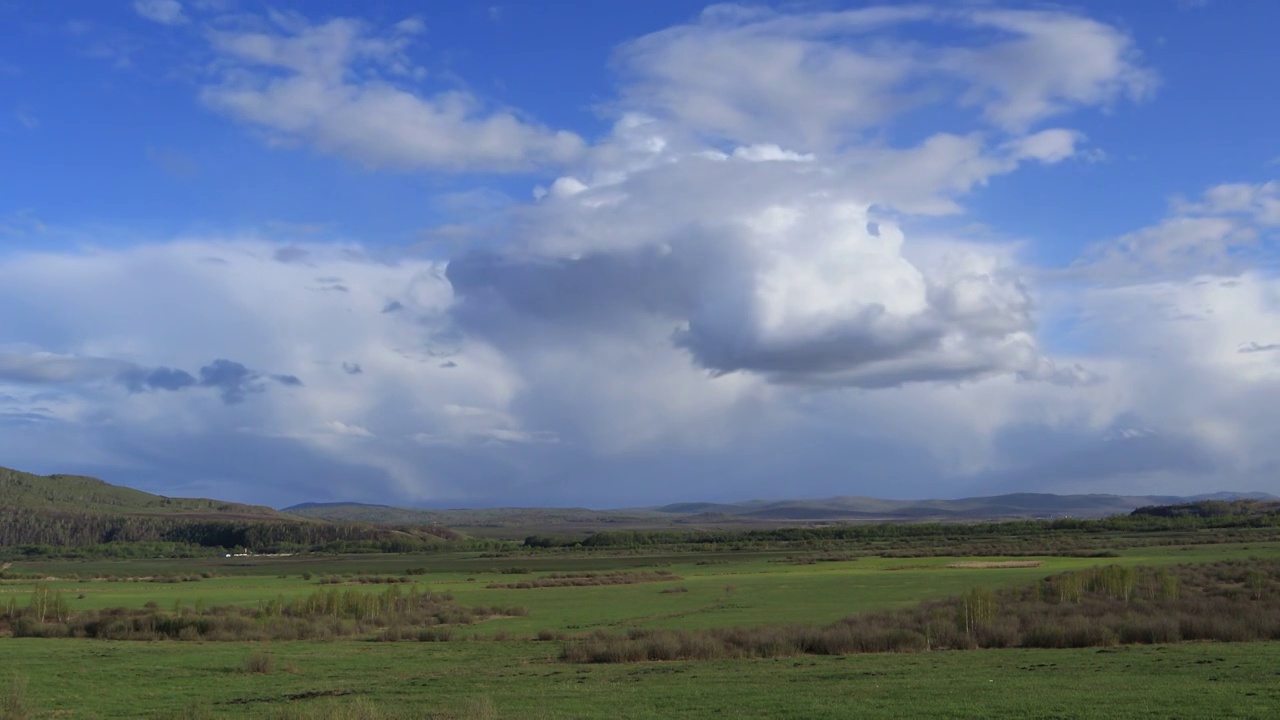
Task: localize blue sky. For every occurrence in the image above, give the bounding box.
[2,0,1279,508]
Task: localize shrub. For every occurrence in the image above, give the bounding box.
[487,570,678,589]
[1117,616,1180,644]
[0,586,523,642]
[243,650,274,674]
[418,627,453,642]
[558,558,1280,663]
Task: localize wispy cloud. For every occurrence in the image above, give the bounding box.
[133,0,188,26]
[13,107,37,130]
[200,14,584,172]
[0,351,300,405]
[1239,341,1280,354]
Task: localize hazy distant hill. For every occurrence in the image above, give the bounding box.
[281,502,448,525]
[0,465,284,519]
[281,502,669,528]
[282,490,1276,528]
[651,492,1277,522]
[8,461,1273,550]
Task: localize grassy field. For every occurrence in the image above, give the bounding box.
[6,638,1280,718]
[4,539,1280,717]
[6,542,1280,631]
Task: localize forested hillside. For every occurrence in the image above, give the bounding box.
[0,466,465,557]
[0,465,279,517]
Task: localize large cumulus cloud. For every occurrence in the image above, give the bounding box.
[451,142,1046,388]
[8,4,1280,506]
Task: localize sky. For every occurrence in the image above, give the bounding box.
[2,1,1279,508]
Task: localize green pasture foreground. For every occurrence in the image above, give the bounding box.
[4,542,1280,635]
[5,541,1280,717]
[4,638,1280,718]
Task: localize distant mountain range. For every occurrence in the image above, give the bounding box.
[281,491,1277,527]
[645,491,1277,521]
[5,460,1272,533]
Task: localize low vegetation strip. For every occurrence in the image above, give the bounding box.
[944,561,1042,569]
[486,570,679,589]
[560,559,1280,663]
[1,585,525,641]
[318,575,416,585]
[776,552,861,565]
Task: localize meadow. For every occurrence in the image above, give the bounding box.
[3,535,1280,717]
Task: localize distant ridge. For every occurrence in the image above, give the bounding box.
[282,501,393,511]
[0,465,284,519]
[0,465,465,552]
[652,492,1278,521]
[282,490,1277,526]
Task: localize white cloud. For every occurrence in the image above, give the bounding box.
[16,5,1280,505]
[612,5,1151,149]
[325,420,372,437]
[1075,180,1280,282]
[134,0,188,26]
[731,144,814,162]
[1004,129,1081,164]
[1064,271,1280,479]
[201,16,585,172]
[6,179,1280,503]
[449,117,1051,391]
[945,9,1155,131]
[983,176,1280,494]
[0,241,540,501]
[613,5,933,149]
[1178,181,1280,226]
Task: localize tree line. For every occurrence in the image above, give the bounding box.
[0,509,469,557]
[523,500,1280,550]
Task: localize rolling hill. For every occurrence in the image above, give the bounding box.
[650,492,1276,521]
[281,502,671,530]
[0,465,284,519]
[284,490,1276,531]
[8,462,1274,547]
[0,465,462,554]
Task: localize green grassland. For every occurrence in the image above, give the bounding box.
[7,638,1280,719]
[7,541,1280,631]
[4,539,1280,717]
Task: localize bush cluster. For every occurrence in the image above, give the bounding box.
[2,585,525,642]
[561,559,1280,663]
[318,575,415,585]
[487,570,677,589]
